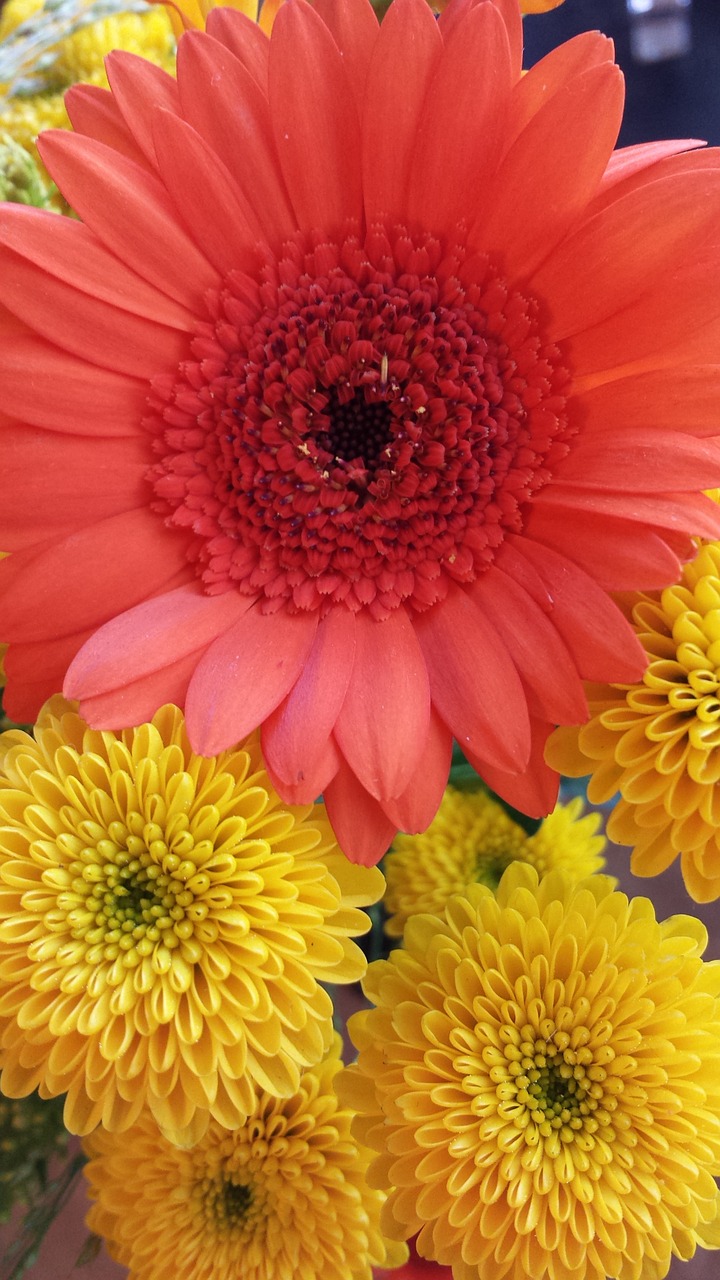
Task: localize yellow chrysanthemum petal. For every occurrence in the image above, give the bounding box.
[0,698,383,1143]
[340,864,720,1280]
[83,1034,407,1280]
[547,541,720,903]
[383,789,605,937]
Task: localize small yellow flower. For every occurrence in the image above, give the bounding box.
[383,788,605,937]
[0,699,383,1144]
[548,541,720,902]
[83,1035,407,1280]
[340,864,720,1280]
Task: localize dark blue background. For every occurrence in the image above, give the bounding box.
[524,0,720,147]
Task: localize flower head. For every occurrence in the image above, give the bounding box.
[383,790,605,937]
[0,698,382,1142]
[83,1034,406,1280]
[340,864,720,1280]
[548,540,720,902]
[2,0,720,863]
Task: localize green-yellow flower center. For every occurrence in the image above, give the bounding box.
[47,807,220,976]
[493,1019,620,1161]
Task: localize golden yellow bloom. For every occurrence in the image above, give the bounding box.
[0,0,174,201]
[84,1034,406,1280]
[0,698,383,1143]
[383,790,605,937]
[548,541,720,903]
[155,0,282,37]
[340,864,720,1280]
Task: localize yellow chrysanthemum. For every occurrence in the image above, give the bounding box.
[0,698,383,1143]
[83,1034,407,1280]
[548,541,720,903]
[340,864,720,1280]
[0,0,174,201]
[383,789,605,937]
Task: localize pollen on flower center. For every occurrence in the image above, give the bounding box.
[146,226,573,620]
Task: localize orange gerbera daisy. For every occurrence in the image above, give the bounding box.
[1,0,720,865]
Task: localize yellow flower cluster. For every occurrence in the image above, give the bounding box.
[383,788,605,937]
[340,864,720,1280]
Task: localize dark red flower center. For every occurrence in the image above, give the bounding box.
[145,226,573,620]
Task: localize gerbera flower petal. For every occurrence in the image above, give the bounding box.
[268,0,362,232]
[380,709,453,835]
[0,701,384,1139]
[516,538,647,682]
[204,5,270,89]
[151,109,262,275]
[532,170,720,344]
[406,0,512,235]
[77,649,206,731]
[3,630,96,724]
[334,608,430,802]
[0,204,193,328]
[472,62,623,277]
[324,755,398,867]
[37,131,220,308]
[262,608,357,791]
[594,137,708,205]
[104,49,181,167]
[0,424,149,548]
[65,585,251,705]
[471,566,587,725]
[526,509,683,591]
[0,244,187,377]
[313,0,378,116]
[0,509,188,641]
[185,604,319,755]
[176,30,296,244]
[505,32,614,147]
[0,324,148,437]
[552,427,720,491]
[467,716,560,819]
[65,82,150,167]
[362,0,441,226]
[415,583,531,773]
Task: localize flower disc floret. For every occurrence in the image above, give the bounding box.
[147,229,573,619]
[83,1035,406,1280]
[383,790,605,936]
[0,698,383,1142]
[340,864,720,1280]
